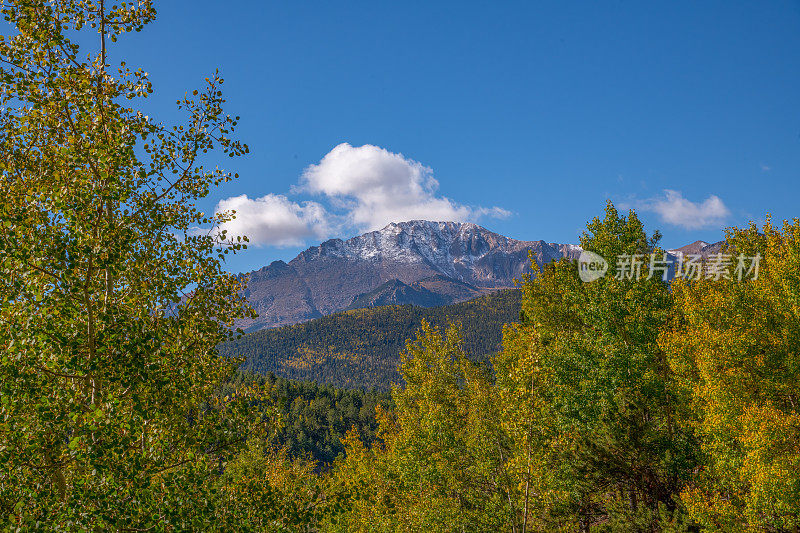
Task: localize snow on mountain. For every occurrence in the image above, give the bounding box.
[297,220,577,281]
[667,240,723,258]
[237,220,582,332]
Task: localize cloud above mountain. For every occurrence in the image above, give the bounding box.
[300,143,509,231]
[215,143,510,247]
[642,190,730,230]
[214,194,331,247]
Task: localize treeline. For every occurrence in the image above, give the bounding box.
[220,288,522,389]
[222,371,392,466]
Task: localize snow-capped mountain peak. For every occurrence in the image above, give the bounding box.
[238,221,582,331]
[316,220,524,267]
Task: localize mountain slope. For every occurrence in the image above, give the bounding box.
[667,239,726,259]
[221,289,523,390]
[237,220,579,331]
[346,274,492,310]
[346,279,449,309]
[411,274,490,301]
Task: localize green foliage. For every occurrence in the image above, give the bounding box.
[0,8,793,526]
[215,441,330,532]
[221,205,794,532]
[664,218,800,530]
[327,321,514,532]
[494,202,698,530]
[223,371,392,466]
[0,1,256,529]
[221,288,522,389]
[213,373,392,531]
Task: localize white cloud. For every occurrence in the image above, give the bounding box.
[644,190,730,230]
[475,206,513,219]
[214,143,510,247]
[300,143,509,230]
[214,194,331,247]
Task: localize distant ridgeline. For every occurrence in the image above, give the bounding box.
[219,289,522,390]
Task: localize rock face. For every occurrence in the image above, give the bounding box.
[236,220,582,332]
[667,240,726,259]
[346,279,449,310]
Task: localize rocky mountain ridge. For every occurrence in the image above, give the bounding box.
[237,220,581,331]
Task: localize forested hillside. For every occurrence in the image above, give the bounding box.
[222,372,392,466]
[220,288,522,389]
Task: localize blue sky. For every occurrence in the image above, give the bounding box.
[114,1,799,273]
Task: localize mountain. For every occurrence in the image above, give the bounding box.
[221,289,523,390]
[412,273,490,300]
[667,239,726,258]
[346,279,449,310]
[346,275,491,310]
[224,234,733,389]
[237,220,580,332]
